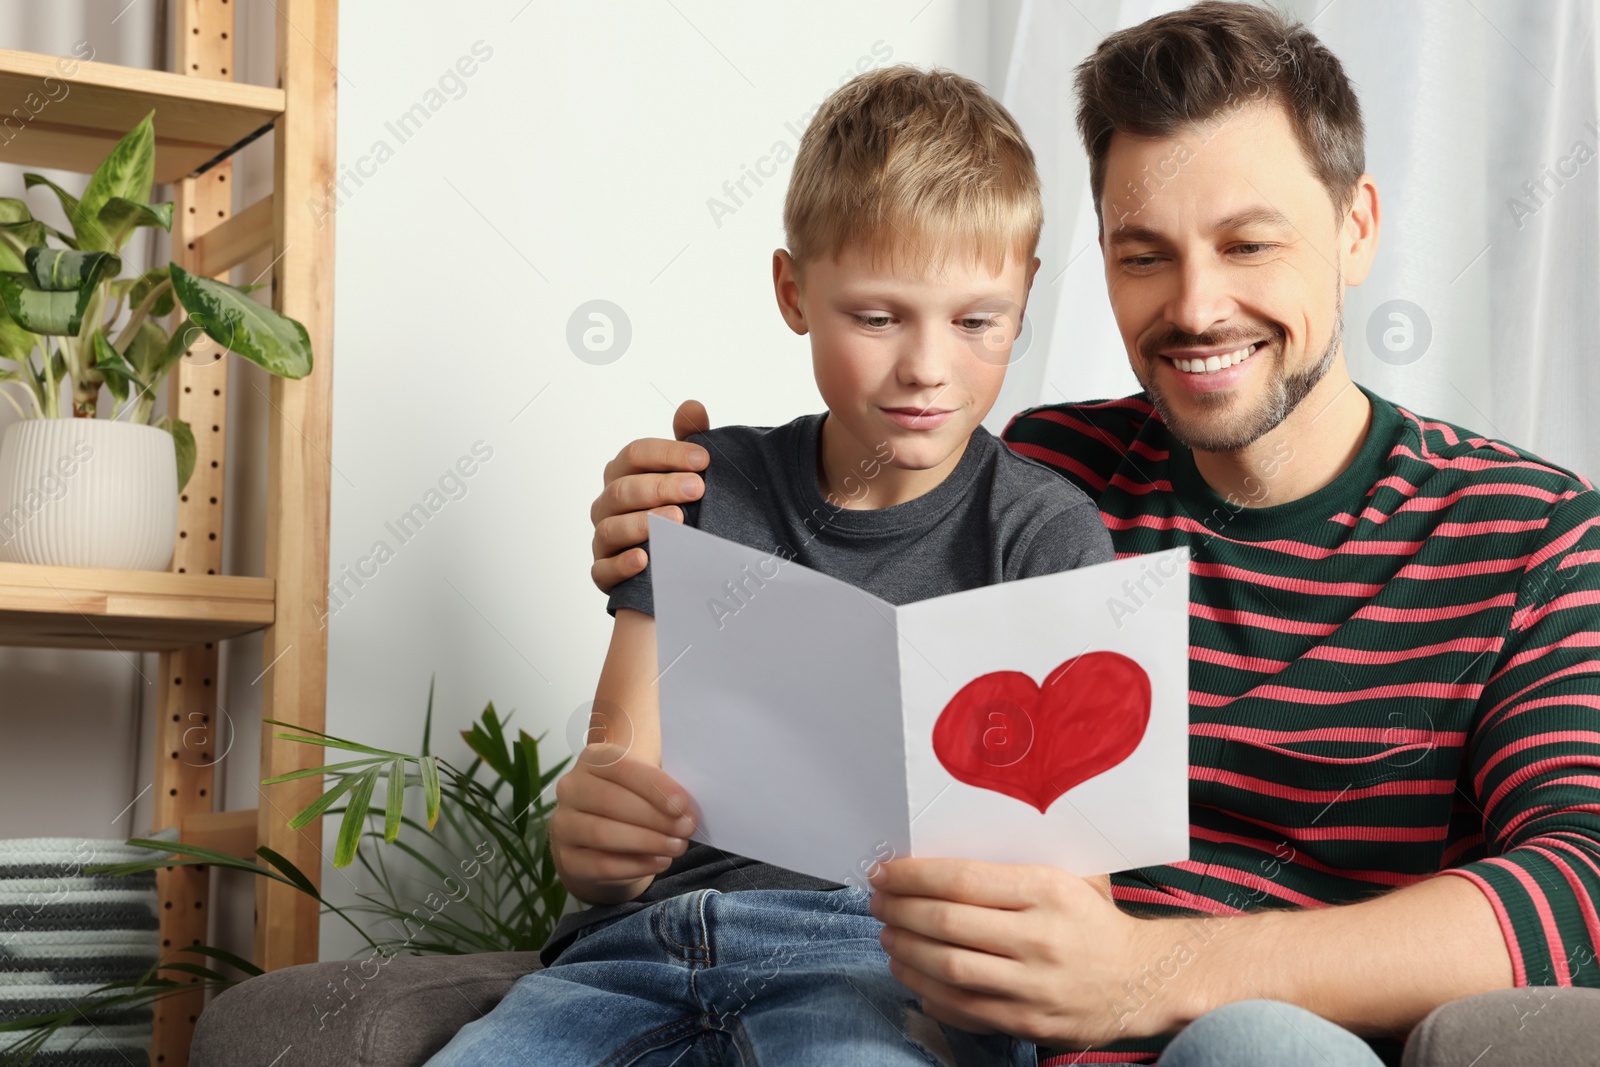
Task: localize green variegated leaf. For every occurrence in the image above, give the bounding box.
[18,176,87,250]
[153,315,202,384]
[154,413,195,491]
[0,220,48,267]
[123,316,169,387]
[0,248,119,336]
[22,173,81,231]
[91,329,138,404]
[0,272,81,335]
[0,198,43,275]
[26,246,120,291]
[0,204,39,363]
[76,111,155,252]
[0,301,37,365]
[98,197,173,249]
[0,201,45,270]
[124,265,174,317]
[170,265,312,379]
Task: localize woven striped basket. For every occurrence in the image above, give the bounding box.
[0,839,160,1067]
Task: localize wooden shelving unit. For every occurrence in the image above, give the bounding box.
[0,562,274,649]
[0,47,284,182]
[0,3,336,1065]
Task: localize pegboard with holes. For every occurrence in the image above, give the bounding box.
[151,4,237,1064]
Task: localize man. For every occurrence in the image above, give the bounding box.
[584,4,1600,1063]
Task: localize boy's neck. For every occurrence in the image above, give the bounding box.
[816,412,970,510]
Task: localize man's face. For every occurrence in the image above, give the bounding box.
[776,242,1036,473]
[1099,100,1354,453]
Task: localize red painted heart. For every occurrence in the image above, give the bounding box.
[931,651,1151,813]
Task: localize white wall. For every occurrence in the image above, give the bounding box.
[323,0,1020,958]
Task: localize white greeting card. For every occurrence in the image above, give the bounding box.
[647,513,1190,884]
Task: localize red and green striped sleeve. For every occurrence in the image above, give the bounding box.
[1441,494,1600,986]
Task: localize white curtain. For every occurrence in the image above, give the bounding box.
[995,0,1600,484]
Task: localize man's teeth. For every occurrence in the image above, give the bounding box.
[1171,343,1262,374]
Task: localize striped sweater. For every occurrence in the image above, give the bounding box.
[1001,387,1600,1066]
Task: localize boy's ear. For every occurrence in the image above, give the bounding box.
[1017,255,1042,321]
[772,249,809,335]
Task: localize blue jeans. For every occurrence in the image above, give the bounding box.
[1091,999,1388,1066]
[423,885,1036,1066]
[423,885,1386,1067]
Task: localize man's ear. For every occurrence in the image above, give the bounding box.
[1339,174,1382,287]
[772,249,809,335]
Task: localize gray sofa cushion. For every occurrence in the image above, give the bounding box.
[193,955,1600,1067]
[1401,986,1600,1067]
[190,952,544,1067]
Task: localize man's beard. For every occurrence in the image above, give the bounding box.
[1141,292,1343,454]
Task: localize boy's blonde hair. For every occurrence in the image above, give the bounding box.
[783,65,1042,277]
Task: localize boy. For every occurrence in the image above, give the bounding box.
[425,66,1112,1066]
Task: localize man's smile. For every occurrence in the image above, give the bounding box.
[1161,338,1271,375]
[1153,339,1272,394]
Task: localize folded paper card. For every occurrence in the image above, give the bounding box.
[647,512,1190,884]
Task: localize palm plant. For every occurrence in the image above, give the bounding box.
[266,677,572,954]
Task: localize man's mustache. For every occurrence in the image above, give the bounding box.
[1140,327,1281,358]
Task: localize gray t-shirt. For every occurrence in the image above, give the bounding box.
[542,411,1112,964]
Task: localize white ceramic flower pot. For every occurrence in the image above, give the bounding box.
[0,418,178,571]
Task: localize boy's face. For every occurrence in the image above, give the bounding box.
[773,241,1038,473]
[1098,99,1378,453]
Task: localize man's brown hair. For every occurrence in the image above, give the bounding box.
[784,65,1042,276]
[1074,1,1365,231]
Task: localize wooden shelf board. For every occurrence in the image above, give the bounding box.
[0,561,273,651]
[0,49,285,183]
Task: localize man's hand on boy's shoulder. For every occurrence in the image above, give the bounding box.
[867,857,1174,1046]
[590,399,714,592]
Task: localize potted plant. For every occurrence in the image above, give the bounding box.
[0,111,312,571]
[0,679,572,1066]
